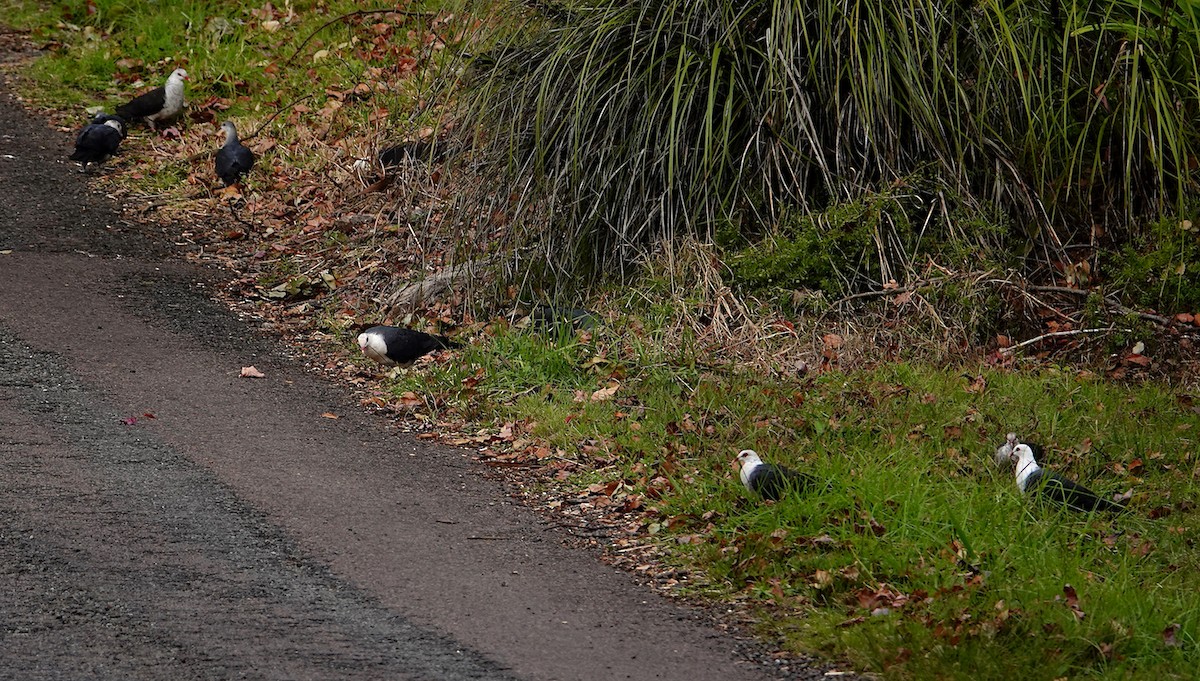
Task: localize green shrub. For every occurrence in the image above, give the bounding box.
[1109,212,1200,312]
[454,0,1200,289]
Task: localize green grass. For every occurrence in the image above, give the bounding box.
[8,0,461,147]
[375,315,1200,680]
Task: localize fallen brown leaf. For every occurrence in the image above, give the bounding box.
[240,365,266,378]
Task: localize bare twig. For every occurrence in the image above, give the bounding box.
[283,9,435,67]
[1027,284,1177,327]
[244,93,315,142]
[1000,327,1126,355]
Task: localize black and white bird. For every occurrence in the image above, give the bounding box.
[356,325,462,367]
[994,432,1047,466]
[1010,444,1126,513]
[735,449,820,501]
[69,113,126,167]
[116,68,187,131]
[215,121,255,186]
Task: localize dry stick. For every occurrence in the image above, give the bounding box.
[243,92,316,142]
[1000,327,1125,355]
[283,8,436,68]
[1028,284,1179,327]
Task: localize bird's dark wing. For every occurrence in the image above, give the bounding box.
[379,140,434,167]
[1033,471,1126,513]
[70,125,123,162]
[530,306,601,333]
[216,145,255,185]
[374,327,458,365]
[116,86,166,120]
[748,464,818,501]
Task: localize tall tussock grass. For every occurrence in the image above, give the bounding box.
[452,0,1200,292]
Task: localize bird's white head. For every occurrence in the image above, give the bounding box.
[1011,443,1041,490]
[170,68,188,81]
[1010,443,1038,465]
[357,330,393,366]
[735,449,766,489]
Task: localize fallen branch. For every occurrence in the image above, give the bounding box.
[1000,327,1126,355]
[1027,284,1177,327]
[386,256,495,312]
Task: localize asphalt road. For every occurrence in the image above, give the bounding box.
[0,73,841,680]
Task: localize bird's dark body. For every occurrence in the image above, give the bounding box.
[216,143,255,186]
[530,306,600,333]
[379,140,439,167]
[116,87,167,122]
[1026,469,1125,513]
[368,326,461,365]
[70,117,125,162]
[746,464,817,501]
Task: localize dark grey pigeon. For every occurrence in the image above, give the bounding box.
[735,449,820,501]
[529,305,600,333]
[994,432,1047,466]
[116,68,187,131]
[1011,444,1126,513]
[69,113,126,166]
[379,140,443,168]
[357,325,462,367]
[215,121,255,186]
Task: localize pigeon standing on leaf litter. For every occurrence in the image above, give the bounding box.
[1010,444,1126,513]
[215,121,255,186]
[116,68,188,132]
[994,432,1047,466]
[70,113,126,167]
[357,326,462,367]
[735,449,821,501]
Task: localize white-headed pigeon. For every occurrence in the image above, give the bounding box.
[69,113,126,167]
[116,68,187,131]
[994,432,1047,466]
[357,325,462,367]
[1010,444,1126,513]
[735,449,820,501]
[215,121,255,186]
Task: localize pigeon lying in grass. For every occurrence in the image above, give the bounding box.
[70,113,126,167]
[215,121,255,186]
[994,432,1047,466]
[735,449,821,501]
[357,325,462,367]
[529,306,600,334]
[1010,444,1126,514]
[116,68,187,132]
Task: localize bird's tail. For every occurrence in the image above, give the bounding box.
[1096,497,1128,514]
